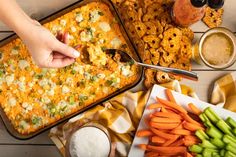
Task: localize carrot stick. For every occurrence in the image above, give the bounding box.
[151,117,181,123]
[150,127,178,140]
[136,130,154,137]
[174,122,184,129]
[165,89,177,104]
[138,144,148,150]
[187,152,194,157]
[169,138,185,146]
[145,152,159,157]
[161,135,179,146]
[181,113,202,126]
[184,135,200,142]
[153,112,182,119]
[156,97,187,114]
[183,121,205,131]
[166,108,179,114]
[183,138,199,146]
[171,129,192,135]
[160,107,167,113]
[151,136,166,144]
[188,103,202,115]
[147,145,187,155]
[148,103,165,110]
[150,121,180,130]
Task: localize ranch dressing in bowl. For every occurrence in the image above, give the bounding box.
[202,33,233,66]
[197,27,236,69]
[68,124,111,157]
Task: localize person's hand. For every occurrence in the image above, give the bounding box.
[20,21,80,68]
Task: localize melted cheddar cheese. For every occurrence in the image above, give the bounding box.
[0,2,139,134]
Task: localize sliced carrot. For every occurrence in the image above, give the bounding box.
[151,117,181,123]
[161,135,179,146]
[153,112,182,119]
[187,152,194,157]
[188,103,202,115]
[136,130,154,137]
[145,151,159,157]
[169,138,185,146]
[156,97,187,114]
[160,107,167,113]
[147,145,187,155]
[183,121,205,131]
[150,127,178,140]
[181,113,202,126]
[183,138,199,146]
[174,121,184,129]
[165,89,177,104]
[151,136,166,144]
[171,129,192,135]
[138,144,148,150]
[184,135,200,142]
[148,103,165,110]
[150,121,180,130]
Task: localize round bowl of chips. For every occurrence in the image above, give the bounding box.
[198,27,236,69]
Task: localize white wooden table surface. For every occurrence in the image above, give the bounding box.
[0,0,235,157]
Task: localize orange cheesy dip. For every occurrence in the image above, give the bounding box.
[0,2,139,134]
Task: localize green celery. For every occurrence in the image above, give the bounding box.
[207,107,222,121]
[226,117,236,128]
[212,152,220,157]
[223,135,236,146]
[201,140,218,149]
[216,120,234,137]
[225,151,236,157]
[196,130,210,141]
[189,145,203,153]
[202,148,218,157]
[233,128,236,136]
[199,114,206,122]
[204,109,218,124]
[206,126,223,139]
[210,138,225,149]
[196,154,203,157]
[205,120,214,128]
[204,107,221,123]
[226,144,236,154]
[220,149,225,156]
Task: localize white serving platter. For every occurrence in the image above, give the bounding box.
[128,85,236,157]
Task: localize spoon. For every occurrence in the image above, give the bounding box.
[105,49,198,81]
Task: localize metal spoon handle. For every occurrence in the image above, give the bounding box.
[137,62,198,81]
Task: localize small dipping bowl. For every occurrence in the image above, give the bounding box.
[193,27,236,69]
[66,122,111,157]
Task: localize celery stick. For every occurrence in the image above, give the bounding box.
[201,140,218,149]
[205,120,214,128]
[223,135,236,145]
[189,145,203,153]
[206,126,223,139]
[202,149,212,157]
[207,107,222,121]
[202,148,218,157]
[210,138,225,149]
[212,152,221,157]
[196,154,203,157]
[226,117,236,128]
[199,114,206,122]
[233,128,236,136]
[225,151,236,157]
[226,144,236,154]
[204,108,218,124]
[220,149,225,156]
[196,130,210,141]
[216,120,234,137]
